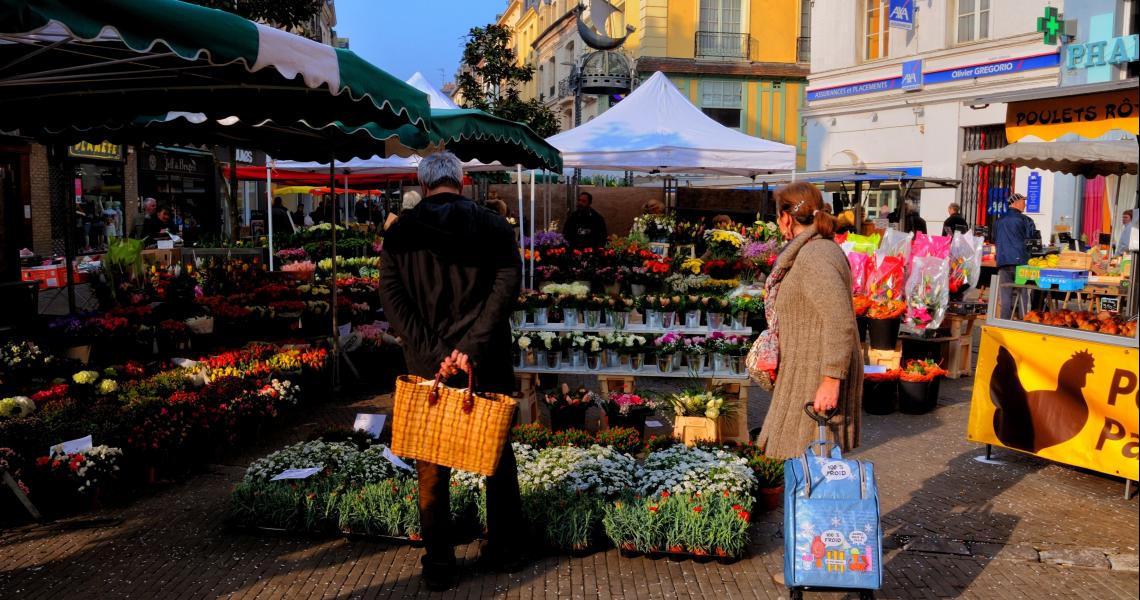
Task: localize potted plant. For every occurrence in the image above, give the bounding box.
[748,455,784,511]
[654,332,684,373]
[682,336,709,375]
[866,299,905,350]
[514,331,535,367]
[711,334,752,375]
[593,427,642,456]
[667,386,731,445]
[525,291,553,326]
[898,359,947,414]
[581,334,605,369]
[598,392,659,436]
[727,294,762,331]
[863,368,901,415]
[616,333,652,372]
[853,294,872,343]
[604,295,635,330]
[534,332,566,369]
[582,294,606,328]
[544,384,594,432]
[700,296,731,330]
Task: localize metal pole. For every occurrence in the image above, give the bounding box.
[329,158,340,389]
[517,165,525,285]
[228,146,239,241]
[266,165,274,271]
[63,160,77,314]
[530,170,536,289]
[853,180,864,235]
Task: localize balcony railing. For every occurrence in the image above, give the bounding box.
[557,76,576,100]
[797,36,811,64]
[695,31,750,60]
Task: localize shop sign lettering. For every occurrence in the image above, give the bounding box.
[1005,88,1140,142]
[68,141,122,161]
[1065,34,1140,70]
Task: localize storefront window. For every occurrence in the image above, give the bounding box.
[701,79,743,129]
[138,147,217,243]
[960,124,1013,230]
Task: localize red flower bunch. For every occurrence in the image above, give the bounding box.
[158,319,190,336]
[31,384,70,407]
[642,259,671,274]
[270,300,305,314]
[87,315,131,336]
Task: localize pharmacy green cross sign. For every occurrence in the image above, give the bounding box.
[1037,6,1062,45]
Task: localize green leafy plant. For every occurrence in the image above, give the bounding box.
[593,427,642,456]
[549,428,594,448]
[511,423,551,449]
[644,434,681,454]
[747,455,785,489]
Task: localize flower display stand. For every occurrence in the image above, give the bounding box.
[674,416,720,445]
[512,372,541,425]
[597,375,635,397]
[709,378,752,444]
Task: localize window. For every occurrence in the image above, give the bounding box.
[698,0,746,58]
[957,0,990,43]
[798,0,811,63]
[864,0,890,61]
[701,79,743,129]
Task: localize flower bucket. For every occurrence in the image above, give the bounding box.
[868,317,900,350]
[630,284,647,297]
[550,404,589,432]
[856,316,869,344]
[899,377,941,414]
[605,349,622,369]
[758,486,784,512]
[712,353,727,373]
[584,310,601,328]
[731,313,748,331]
[534,307,549,327]
[673,352,683,368]
[562,308,580,327]
[657,353,676,373]
[685,310,701,329]
[863,379,898,415]
[660,311,676,328]
[706,312,726,330]
[629,353,645,372]
[727,355,747,375]
[607,413,646,437]
[587,353,602,370]
[607,310,629,330]
[570,349,586,367]
[645,309,662,328]
[510,310,527,329]
[545,351,562,370]
[534,350,548,367]
[686,353,708,375]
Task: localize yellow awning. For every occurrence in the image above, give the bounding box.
[1005,88,1139,142]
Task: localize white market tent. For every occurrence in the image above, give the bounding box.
[546,71,797,175]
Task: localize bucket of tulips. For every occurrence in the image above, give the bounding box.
[862,366,900,415]
[866,299,905,350]
[898,359,947,415]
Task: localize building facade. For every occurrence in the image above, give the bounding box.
[496,0,810,167]
[804,0,1137,239]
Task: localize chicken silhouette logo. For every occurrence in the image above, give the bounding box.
[990,347,1095,453]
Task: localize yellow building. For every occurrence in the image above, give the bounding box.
[496,0,810,167]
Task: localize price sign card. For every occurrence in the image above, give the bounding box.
[383,447,413,471]
[353,413,387,439]
[645,420,664,428]
[50,434,93,457]
[270,467,323,481]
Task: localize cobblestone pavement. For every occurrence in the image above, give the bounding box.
[1,375,1136,599]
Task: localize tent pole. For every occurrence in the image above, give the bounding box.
[329,158,341,389]
[530,170,536,289]
[228,146,239,241]
[266,165,274,270]
[517,165,525,285]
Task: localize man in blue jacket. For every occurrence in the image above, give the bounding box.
[993,193,1038,319]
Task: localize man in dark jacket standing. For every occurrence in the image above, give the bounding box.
[942,202,968,236]
[379,151,524,590]
[562,191,608,249]
[993,193,1038,319]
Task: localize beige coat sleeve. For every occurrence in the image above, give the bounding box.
[802,242,857,380]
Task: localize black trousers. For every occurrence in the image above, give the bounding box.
[416,437,522,566]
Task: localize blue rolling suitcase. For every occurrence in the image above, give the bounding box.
[784,403,882,600]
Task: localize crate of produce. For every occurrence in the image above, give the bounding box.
[1037,268,1088,292]
[1014,264,1040,284]
[20,264,67,289]
[1056,251,1093,270]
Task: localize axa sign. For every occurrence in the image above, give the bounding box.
[888,0,913,30]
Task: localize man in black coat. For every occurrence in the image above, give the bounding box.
[942,202,969,236]
[379,151,523,590]
[562,191,608,248]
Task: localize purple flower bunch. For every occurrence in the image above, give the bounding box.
[523,231,567,248]
[742,240,778,259]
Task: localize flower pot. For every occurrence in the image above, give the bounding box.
[731,313,749,330]
[569,349,586,367]
[657,353,676,373]
[645,309,662,328]
[586,353,602,370]
[630,284,647,297]
[584,310,601,328]
[862,379,898,415]
[514,351,525,369]
[667,546,686,561]
[607,413,647,437]
[562,308,580,327]
[619,544,640,558]
[660,311,676,328]
[544,351,562,370]
[605,349,622,369]
[607,310,629,330]
[534,350,548,368]
[674,416,719,445]
[727,354,747,375]
[550,404,589,432]
[510,310,527,329]
[856,316,869,344]
[868,318,900,350]
[533,307,549,327]
[673,353,683,368]
[706,312,726,330]
[629,353,645,372]
[684,310,701,329]
[899,377,941,415]
[712,353,727,373]
[758,486,784,511]
[685,353,708,375]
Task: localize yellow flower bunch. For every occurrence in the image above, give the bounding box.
[680,258,704,275]
[710,230,744,248]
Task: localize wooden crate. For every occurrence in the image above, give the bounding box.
[946,337,975,379]
[674,416,720,446]
[1057,251,1093,270]
[598,375,635,396]
[867,349,902,370]
[710,378,751,444]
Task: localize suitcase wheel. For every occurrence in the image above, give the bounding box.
[787,589,803,600]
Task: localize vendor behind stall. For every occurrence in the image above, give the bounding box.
[993,193,1038,319]
[1115,208,1137,257]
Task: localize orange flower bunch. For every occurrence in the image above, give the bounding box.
[867,299,905,320]
[852,295,872,317]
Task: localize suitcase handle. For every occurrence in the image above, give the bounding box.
[427,362,477,414]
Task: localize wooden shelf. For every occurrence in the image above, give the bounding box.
[513,323,752,336]
[514,365,749,380]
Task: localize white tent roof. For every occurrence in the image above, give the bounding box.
[405,71,459,109]
[546,71,796,175]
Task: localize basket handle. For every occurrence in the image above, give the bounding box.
[427,362,478,413]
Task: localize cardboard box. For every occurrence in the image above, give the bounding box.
[867,349,901,370]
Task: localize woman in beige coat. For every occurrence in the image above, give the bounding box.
[755,182,862,460]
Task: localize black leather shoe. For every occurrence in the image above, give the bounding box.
[421,558,458,591]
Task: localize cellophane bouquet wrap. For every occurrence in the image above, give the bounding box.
[902,256,950,332]
[878,229,913,264]
[847,251,871,296]
[948,231,984,293]
[909,232,951,272]
[841,232,881,256]
[391,373,517,476]
[867,254,906,303]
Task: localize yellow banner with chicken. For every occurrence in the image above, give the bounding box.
[968,327,1139,481]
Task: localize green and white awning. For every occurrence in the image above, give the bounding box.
[0,0,431,134]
